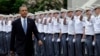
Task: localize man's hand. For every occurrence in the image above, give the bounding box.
[38,40,43,46]
[10,51,15,56]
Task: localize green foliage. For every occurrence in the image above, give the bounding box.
[0,0,11,14]
[11,0,25,13]
[0,0,25,14]
[0,0,67,14]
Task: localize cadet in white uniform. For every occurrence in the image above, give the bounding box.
[0,14,4,55]
[33,12,40,56]
[52,10,60,56]
[59,8,68,56]
[67,9,76,56]
[45,10,55,56]
[34,11,45,56]
[93,4,100,56]
[5,15,13,55]
[84,7,95,56]
[0,15,8,55]
[74,8,85,56]
[38,11,45,56]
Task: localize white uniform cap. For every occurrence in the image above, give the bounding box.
[75,8,83,11]
[93,4,100,10]
[53,10,60,13]
[60,8,68,12]
[27,13,34,16]
[9,14,14,17]
[44,10,49,14]
[67,8,74,12]
[48,10,55,13]
[0,14,4,17]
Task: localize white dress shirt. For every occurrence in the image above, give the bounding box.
[21,17,27,32]
[47,17,53,34]
[0,20,3,31]
[52,17,60,33]
[37,18,44,33]
[93,14,100,34]
[59,18,68,33]
[84,15,95,35]
[43,17,48,33]
[67,17,75,35]
[74,15,84,34]
[5,20,12,33]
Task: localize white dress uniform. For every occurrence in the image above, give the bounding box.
[5,20,12,33]
[46,17,53,34]
[59,18,68,34]
[0,20,3,53]
[45,17,54,56]
[93,14,100,34]
[52,17,60,34]
[52,17,60,56]
[0,19,7,54]
[93,14,100,56]
[59,17,68,56]
[84,15,95,56]
[0,20,3,32]
[37,18,44,33]
[74,15,85,34]
[67,17,75,35]
[5,20,12,53]
[74,15,84,56]
[84,15,95,35]
[43,17,48,34]
[67,16,76,56]
[2,20,6,32]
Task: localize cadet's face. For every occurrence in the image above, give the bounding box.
[76,10,82,16]
[19,7,28,18]
[48,13,52,17]
[86,10,91,15]
[67,11,73,17]
[95,8,100,15]
[40,14,44,18]
[61,12,66,17]
[0,16,3,20]
[54,13,59,17]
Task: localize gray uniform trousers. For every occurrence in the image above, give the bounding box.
[0,31,7,55]
[85,35,94,56]
[60,34,68,56]
[53,33,60,56]
[46,34,54,56]
[35,33,45,56]
[68,35,75,56]
[95,34,100,56]
[75,34,83,56]
[0,31,3,54]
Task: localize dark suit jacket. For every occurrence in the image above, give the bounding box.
[10,18,40,54]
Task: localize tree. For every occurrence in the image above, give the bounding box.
[0,0,25,14]
[63,0,67,9]
[11,0,25,13]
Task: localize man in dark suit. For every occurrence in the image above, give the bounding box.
[10,5,43,56]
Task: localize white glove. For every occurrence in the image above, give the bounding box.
[73,38,76,43]
[57,38,61,42]
[52,38,54,42]
[43,37,46,40]
[92,41,95,46]
[81,39,85,42]
[66,38,69,41]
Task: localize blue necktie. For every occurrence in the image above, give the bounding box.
[23,19,27,34]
